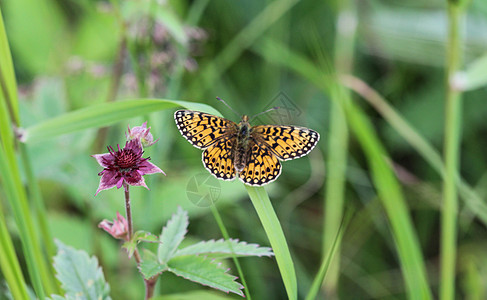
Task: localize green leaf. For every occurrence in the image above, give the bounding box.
[167,255,243,297]
[23,99,221,143]
[158,207,189,264]
[134,230,159,243]
[245,186,297,300]
[175,238,274,258]
[122,231,158,258]
[53,240,111,300]
[138,253,167,280]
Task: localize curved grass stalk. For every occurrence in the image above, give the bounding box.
[0,147,30,300]
[306,210,351,300]
[245,185,297,300]
[340,75,487,225]
[441,2,465,299]
[24,99,222,143]
[252,38,432,299]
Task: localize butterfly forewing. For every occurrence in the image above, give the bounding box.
[174,109,320,186]
[202,137,237,180]
[239,142,282,186]
[251,125,320,161]
[174,110,237,149]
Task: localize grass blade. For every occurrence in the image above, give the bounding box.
[0,140,47,298]
[253,39,432,299]
[24,99,221,143]
[0,7,19,123]
[340,75,487,226]
[306,210,351,300]
[245,185,297,300]
[192,0,299,93]
[441,2,465,299]
[210,204,252,299]
[323,1,356,294]
[0,149,30,300]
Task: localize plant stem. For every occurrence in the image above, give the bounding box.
[124,182,134,241]
[123,182,158,299]
[441,2,464,300]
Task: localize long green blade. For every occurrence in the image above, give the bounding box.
[245,185,297,300]
[24,99,221,143]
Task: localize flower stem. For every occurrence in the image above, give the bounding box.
[123,182,134,241]
[122,182,158,299]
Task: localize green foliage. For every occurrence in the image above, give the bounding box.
[123,230,159,258]
[158,207,189,264]
[2,0,487,299]
[137,207,272,296]
[174,239,273,258]
[167,255,243,297]
[51,240,111,300]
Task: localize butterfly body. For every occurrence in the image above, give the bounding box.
[234,115,251,172]
[174,110,319,186]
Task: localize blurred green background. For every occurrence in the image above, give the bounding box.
[2,0,487,299]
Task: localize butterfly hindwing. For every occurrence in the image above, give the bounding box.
[202,137,237,180]
[239,142,282,186]
[174,110,237,149]
[251,125,320,161]
[174,109,320,186]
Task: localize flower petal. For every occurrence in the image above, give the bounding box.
[124,170,149,189]
[95,170,121,195]
[92,153,115,168]
[138,160,166,176]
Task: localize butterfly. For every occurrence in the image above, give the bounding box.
[174,109,320,186]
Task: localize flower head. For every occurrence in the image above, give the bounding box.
[126,122,158,147]
[92,139,165,195]
[98,212,129,240]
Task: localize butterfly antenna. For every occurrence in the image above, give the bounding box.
[216,96,240,118]
[249,106,280,122]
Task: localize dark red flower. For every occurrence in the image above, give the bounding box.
[92,139,165,195]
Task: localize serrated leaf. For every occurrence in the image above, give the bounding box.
[138,254,167,280]
[53,240,111,300]
[175,238,274,258]
[158,207,188,264]
[167,255,243,297]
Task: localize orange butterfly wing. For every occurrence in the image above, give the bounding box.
[202,137,237,181]
[238,141,282,186]
[174,110,237,149]
[251,125,320,161]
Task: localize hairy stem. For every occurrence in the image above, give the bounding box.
[123,183,134,241]
[123,182,158,299]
